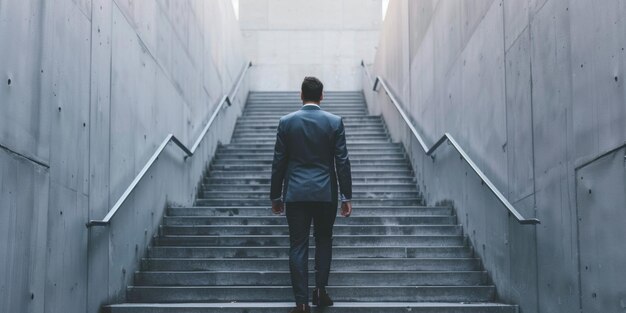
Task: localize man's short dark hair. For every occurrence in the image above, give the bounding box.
[301,76,323,102]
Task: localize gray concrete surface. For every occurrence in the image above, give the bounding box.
[238,0,382,91]
[0,1,247,313]
[364,1,626,312]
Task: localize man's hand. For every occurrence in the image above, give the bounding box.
[271,200,285,215]
[340,201,352,217]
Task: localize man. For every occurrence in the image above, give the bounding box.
[270,76,353,313]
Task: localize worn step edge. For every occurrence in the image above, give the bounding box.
[106,301,517,312]
[133,270,488,286]
[125,285,496,302]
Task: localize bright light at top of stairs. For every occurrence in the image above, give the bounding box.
[382,0,389,20]
[232,0,240,20]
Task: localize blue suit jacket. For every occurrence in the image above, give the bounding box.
[270,104,352,205]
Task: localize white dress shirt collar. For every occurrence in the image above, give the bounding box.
[302,102,320,108]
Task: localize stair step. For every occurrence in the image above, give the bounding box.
[133,270,488,286]
[106,302,518,313]
[200,183,416,192]
[249,91,361,94]
[154,235,463,247]
[237,116,379,120]
[231,139,393,144]
[211,157,409,164]
[231,140,393,144]
[244,106,366,109]
[167,206,450,216]
[234,122,384,128]
[160,225,462,236]
[163,215,456,226]
[209,161,408,167]
[238,110,374,114]
[243,103,365,106]
[126,285,495,303]
[248,94,363,97]
[232,128,387,134]
[219,143,396,151]
[247,103,365,107]
[199,191,420,200]
[248,101,364,103]
[238,116,380,121]
[249,96,362,100]
[241,112,369,117]
[248,98,364,100]
[244,108,367,112]
[193,199,425,207]
[206,170,413,177]
[210,160,410,167]
[242,112,379,117]
[237,116,382,122]
[232,133,386,137]
[204,177,417,184]
[141,257,481,272]
[242,106,366,110]
[246,100,364,103]
[247,103,365,106]
[231,132,387,137]
[245,103,370,106]
[232,132,386,137]
[208,163,411,171]
[147,246,472,259]
[221,142,392,149]
[225,139,391,144]
[248,99,364,103]
[215,152,402,159]
[247,98,364,102]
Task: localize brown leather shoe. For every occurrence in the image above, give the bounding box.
[312,288,334,306]
[289,304,311,313]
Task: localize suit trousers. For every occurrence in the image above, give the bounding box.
[285,201,337,305]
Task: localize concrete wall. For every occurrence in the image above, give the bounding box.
[0,1,248,313]
[365,1,626,312]
[239,0,381,91]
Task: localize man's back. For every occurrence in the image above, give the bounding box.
[270,105,351,204]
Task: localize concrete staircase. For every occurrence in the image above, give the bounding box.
[106,92,517,312]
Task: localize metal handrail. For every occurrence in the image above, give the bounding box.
[87,61,252,227]
[575,142,626,170]
[361,61,540,225]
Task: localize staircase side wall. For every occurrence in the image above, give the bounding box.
[0,1,248,313]
[365,1,626,313]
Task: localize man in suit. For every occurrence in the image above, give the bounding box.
[270,76,353,313]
